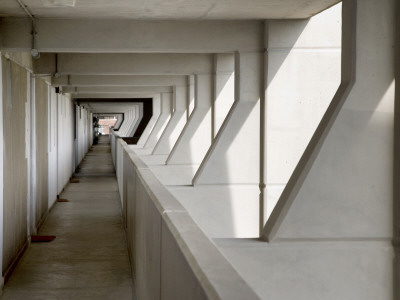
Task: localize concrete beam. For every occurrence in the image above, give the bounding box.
[62,86,172,94]
[0,18,264,53]
[72,93,159,99]
[52,75,188,87]
[33,53,213,76]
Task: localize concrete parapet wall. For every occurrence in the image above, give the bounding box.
[112,136,259,300]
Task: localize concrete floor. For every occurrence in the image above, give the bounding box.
[0,135,134,300]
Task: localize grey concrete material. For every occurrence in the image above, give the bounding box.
[63,85,172,94]
[0,138,134,300]
[136,168,187,214]
[166,108,212,165]
[1,51,33,73]
[161,221,208,300]
[133,178,161,300]
[137,95,161,146]
[193,52,262,185]
[152,110,187,155]
[137,154,168,166]
[275,109,394,239]
[213,54,235,137]
[267,3,342,49]
[123,149,151,170]
[193,101,260,185]
[35,78,49,227]
[1,286,134,300]
[33,53,214,76]
[150,164,198,186]
[264,0,395,241]
[265,4,341,213]
[0,1,339,19]
[167,74,213,165]
[2,57,28,274]
[143,93,172,149]
[215,238,394,300]
[152,90,185,155]
[0,19,265,53]
[266,50,341,184]
[262,0,357,241]
[72,92,159,99]
[168,185,259,238]
[162,212,260,300]
[53,75,188,87]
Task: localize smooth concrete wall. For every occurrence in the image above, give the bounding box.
[75,104,91,167]
[113,138,259,300]
[265,3,342,219]
[116,140,124,205]
[57,94,75,194]
[1,57,28,274]
[35,78,49,226]
[48,88,58,208]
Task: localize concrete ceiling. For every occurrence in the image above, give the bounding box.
[0,0,340,19]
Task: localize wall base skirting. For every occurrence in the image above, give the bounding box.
[2,238,29,285]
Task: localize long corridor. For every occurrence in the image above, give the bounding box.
[0,135,134,299]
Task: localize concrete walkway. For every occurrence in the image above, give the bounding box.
[0,135,134,299]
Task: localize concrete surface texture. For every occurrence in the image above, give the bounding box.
[0,0,398,299]
[0,0,340,19]
[0,135,134,299]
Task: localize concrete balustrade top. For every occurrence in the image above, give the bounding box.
[113,135,260,300]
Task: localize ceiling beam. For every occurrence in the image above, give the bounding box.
[62,86,172,94]
[72,93,169,99]
[33,53,213,75]
[53,75,188,87]
[0,19,263,53]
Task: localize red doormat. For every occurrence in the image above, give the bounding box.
[31,236,56,243]
[69,179,80,183]
[56,198,69,202]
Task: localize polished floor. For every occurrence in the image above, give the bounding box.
[0,135,134,299]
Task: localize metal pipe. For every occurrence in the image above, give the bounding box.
[15,0,34,19]
[15,0,40,59]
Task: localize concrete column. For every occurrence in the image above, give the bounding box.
[193,51,263,184]
[264,4,342,221]
[144,92,172,149]
[129,104,143,137]
[166,74,213,165]
[264,0,395,241]
[213,54,235,138]
[187,75,195,118]
[260,0,396,296]
[137,94,161,146]
[152,85,187,155]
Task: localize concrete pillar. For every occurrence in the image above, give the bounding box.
[128,104,143,137]
[152,85,187,155]
[193,51,263,184]
[166,74,213,165]
[213,54,235,138]
[137,94,161,146]
[187,75,195,118]
[264,4,342,221]
[261,0,396,296]
[144,92,172,149]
